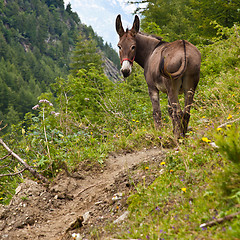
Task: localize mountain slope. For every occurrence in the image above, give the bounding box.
[0,0,120,130]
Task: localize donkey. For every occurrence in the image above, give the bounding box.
[115,15,201,138]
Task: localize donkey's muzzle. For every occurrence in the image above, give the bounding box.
[121,60,132,78]
[121,68,131,78]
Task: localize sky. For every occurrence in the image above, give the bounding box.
[63,0,145,50]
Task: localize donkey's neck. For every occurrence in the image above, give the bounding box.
[135,33,161,68]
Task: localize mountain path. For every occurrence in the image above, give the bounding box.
[0,147,166,240]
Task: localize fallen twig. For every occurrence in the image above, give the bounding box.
[0,138,49,184]
[0,153,11,161]
[217,117,240,129]
[0,168,26,177]
[200,211,240,228]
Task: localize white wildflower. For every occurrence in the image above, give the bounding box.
[72,233,82,240]
[32,104,39,110]
[39,99,53,106]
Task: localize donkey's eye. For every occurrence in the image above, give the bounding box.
[118,45,122,50]
[131,45,136,50]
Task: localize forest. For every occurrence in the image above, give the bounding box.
[0,0,120,131]
[0,0,240,239]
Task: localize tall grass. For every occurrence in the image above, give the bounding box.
[104,24,240,239]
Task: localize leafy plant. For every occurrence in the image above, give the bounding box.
[215,125,240,204]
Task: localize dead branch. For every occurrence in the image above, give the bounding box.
[0,138,49,184]
[0,168,27,177]
[0,153,11,161]
[0,121,7,131]
[217,117,240,129]
[200,211,240,228]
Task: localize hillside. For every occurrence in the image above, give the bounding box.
[0,0,120,130]
[0,0,239,239]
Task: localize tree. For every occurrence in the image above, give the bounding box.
[66,3,72,14]
[133,0,196,42]
[5,105,20,126]
[70,34,103,76]
[190,0,240,38]
[133,0,240,43]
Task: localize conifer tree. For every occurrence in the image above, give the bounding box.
[70,34,103,76]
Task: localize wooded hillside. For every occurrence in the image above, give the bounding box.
[0,0,119,130]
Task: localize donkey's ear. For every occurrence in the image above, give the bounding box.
[131,15,140,35]
[116,14,125,37]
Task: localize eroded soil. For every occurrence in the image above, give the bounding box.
[0,148,166,240]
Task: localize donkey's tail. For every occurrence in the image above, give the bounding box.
[160,40,187,80]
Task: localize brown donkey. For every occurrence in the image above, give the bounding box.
[115,15,201,138]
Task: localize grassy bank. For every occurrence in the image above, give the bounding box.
[104,25,240,239]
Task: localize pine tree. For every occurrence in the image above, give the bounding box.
[70,34,103,76]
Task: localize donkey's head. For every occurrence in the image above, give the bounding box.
[115,14,140,78]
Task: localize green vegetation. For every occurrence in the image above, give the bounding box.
[0,0,240,239]
[0,0,119,131]
[134,0,240,44]
[105,24,240,239]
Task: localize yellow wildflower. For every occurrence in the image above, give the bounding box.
[201,137,211,143]
[227,125,232,128]
[227,114,232,120]
[217,127,222,131]
[160,161,166,165]
[181,188,187,192]
[145,166,149,170]
[22,128,25,135]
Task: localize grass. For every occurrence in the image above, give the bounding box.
[102,26,240,239]
[107,122,240,239]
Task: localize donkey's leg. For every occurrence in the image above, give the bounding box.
[182,88,195,135]
[182,74,200,135]
[168,95,183,138]
[164,79,183,138]
[148,86,162,129]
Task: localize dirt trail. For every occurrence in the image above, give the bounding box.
[0,148,165,240]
